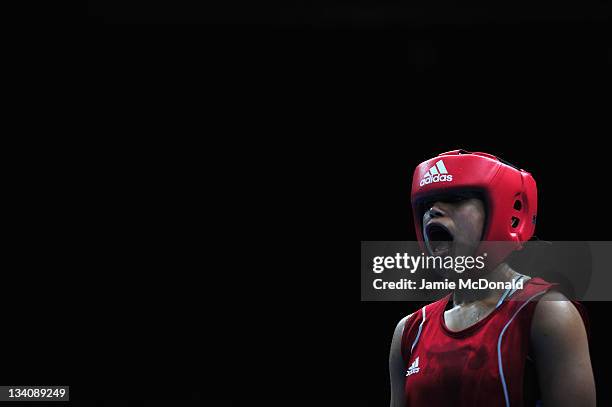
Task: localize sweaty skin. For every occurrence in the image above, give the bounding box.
[389,197,596,407]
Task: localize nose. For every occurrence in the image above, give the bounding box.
[428,204,446,218]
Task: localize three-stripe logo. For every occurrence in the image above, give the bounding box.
[419,160,453,187]
[406,356,420,376]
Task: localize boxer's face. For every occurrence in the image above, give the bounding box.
[422,195,485,258]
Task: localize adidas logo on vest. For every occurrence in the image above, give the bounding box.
[406,356,420,376]
[419,160,453,187]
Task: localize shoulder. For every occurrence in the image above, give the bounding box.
[393,313,413,338]
[528,291,595,406]
[390,313,414,362]
[531,290,587,345]
[391,311,417,351]
[532,290,581,324]
[393,295,450,337]
[390,312,416,361]
[395,296,449,333]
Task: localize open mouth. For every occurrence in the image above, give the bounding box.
[425,223,454,256]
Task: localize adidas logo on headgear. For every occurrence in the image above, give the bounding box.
[419,160,453,187]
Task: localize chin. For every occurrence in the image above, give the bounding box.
[433,267,461,281]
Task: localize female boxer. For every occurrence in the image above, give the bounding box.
[389,150,595,406]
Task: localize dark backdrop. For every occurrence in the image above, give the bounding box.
[54,136,611,405]
[76,7,612,405]
[88,0,608,26]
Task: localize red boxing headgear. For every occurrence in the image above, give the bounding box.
[411,149,537,265]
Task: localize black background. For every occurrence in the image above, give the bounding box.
[88,0,609,26]
[46,137,610,405]
[69,4,612,405]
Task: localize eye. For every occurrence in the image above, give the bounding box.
[447,195,466,203]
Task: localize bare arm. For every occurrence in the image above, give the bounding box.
[390,314,411,407]
[531,291,596,406]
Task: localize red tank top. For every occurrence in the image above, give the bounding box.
[400,277,585,407]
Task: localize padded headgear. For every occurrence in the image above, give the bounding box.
[411,149,537,264]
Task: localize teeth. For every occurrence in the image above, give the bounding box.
[425,224,453,256]
[429,238,451,255]
[434,242,450,254]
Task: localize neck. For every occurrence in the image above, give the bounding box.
[452,262,519,306]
